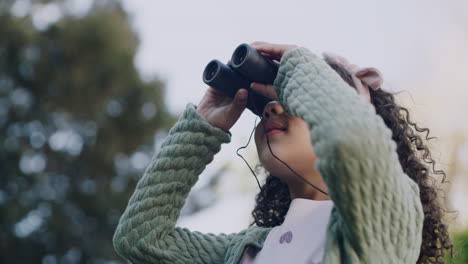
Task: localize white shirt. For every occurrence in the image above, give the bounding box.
[241,198,334,264]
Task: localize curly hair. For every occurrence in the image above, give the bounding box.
[248,61,455,263]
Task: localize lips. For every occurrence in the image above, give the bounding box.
[263,121,287,135]
[265,128,286,134]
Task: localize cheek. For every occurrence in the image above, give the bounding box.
[292,122,316,155]
[255,123,316,168]
[278,120,317,167]
[256,130,317,179]
[254,116,317,171]
[297,135,316,161]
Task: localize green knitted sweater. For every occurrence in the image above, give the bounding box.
[113,47,424,264]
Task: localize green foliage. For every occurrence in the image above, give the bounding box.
[0,1,177,263]
[447,229,468,264]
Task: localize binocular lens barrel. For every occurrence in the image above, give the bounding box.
[202,43,280,116]
[202,59,250,98]
[231,44,279,84]
[204,61,219,82]
[233,45,247,66]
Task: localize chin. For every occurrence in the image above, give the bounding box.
[259,146,317,181]
[260,151,293,179]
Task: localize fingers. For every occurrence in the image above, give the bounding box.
[249,41,298,61]
[250,82,278,101]
[228,88,248,120]
[234,88,248,106]
[207,86,225,97]
[250,42,283,61]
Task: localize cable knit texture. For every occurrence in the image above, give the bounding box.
[113,47,424,264]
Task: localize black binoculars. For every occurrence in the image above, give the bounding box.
[202,43,280,116]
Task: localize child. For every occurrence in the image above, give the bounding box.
[113,41,453,263]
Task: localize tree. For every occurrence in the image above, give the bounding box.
[447,228,468,264]
[0,1,178,263]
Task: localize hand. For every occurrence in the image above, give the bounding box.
[250,41,298,63]
[249,41,299,101]
[197,81,248,133]
[197,41,298,133]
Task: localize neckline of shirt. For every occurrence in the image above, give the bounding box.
[282,198,334,226]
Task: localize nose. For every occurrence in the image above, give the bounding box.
[262,101,285,119]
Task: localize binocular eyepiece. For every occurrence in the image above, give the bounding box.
[202,43,280,116]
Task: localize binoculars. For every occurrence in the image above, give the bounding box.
[202,43,280,116]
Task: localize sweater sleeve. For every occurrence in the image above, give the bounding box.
[112,103,239,264]
[273,47,424,262]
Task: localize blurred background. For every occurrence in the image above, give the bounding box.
[0,0,467,263]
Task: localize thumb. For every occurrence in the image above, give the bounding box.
[234,88,248,106]
[229,88,248,115]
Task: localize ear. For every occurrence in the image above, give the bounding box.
[355,67,384,90]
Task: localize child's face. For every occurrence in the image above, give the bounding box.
[254,101,319,185]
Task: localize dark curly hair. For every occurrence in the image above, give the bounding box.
[248,60,455,263]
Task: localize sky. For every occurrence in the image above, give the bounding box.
[120,0,468,233]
